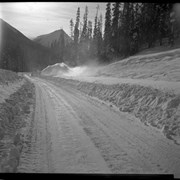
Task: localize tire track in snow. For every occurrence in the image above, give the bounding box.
[39,78,180,177]
[18,78,110,173]
[17,84,54,172]
[41,82,111,173]
[39,79,162,174]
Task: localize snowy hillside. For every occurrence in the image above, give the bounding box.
[96,48,180,82]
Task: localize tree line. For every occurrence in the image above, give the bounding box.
[64,3,179,65]
[64,5,104,66]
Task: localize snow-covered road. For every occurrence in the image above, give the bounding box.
[17,77,180,177]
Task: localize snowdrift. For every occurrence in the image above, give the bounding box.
[41,62,96,77]
[41,63,70,76]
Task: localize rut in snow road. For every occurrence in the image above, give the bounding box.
[17,77,180,176]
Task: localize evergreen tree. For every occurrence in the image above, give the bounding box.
[79,22,83,39]
[169,4,177,46]
[121,2,131,56]
[104,2,112,58]
[79,6,90,63]
[67,3,176,65]
[59,29,65,61]
[92,5,99,57]
[87,20,93,57]
[132,3,143,52]
[129,3,136,54]
[97,14,103,57]
[93,5,99,40]
[87,20,93,40]
[70,19,74,40]
[112,2,121,55]
[74,7,80,62]
[80,6,88,42]
[74,7,80,45]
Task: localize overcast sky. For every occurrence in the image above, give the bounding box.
[0,2,106,39]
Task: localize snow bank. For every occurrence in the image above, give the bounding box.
[0,80,35,172]
[0,69,22,85]
[41,63,70,76]
[77,82,180,144]
[0,69,25,104]
[43,76,180,145]
[42,62,100,78]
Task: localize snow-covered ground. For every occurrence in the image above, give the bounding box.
[0,80,25,104]
[96,48,180,82]
[42,48,180,88]
[9,47,180,176]
[0,69,25,103]
[36,48,180,176]
[0,79,35,172]
[17,77,180,177]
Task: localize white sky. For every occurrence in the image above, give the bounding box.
[0,2,106,39]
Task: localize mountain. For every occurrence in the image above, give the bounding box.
[0,18,56,72]
[33,29,72,48]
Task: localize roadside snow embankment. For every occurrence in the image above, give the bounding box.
[0,79,35,172]
[78,82,180,144]
[0,69,24,103]
[0,69,22,85]
[43,76,180,145]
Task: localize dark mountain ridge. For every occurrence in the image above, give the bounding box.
[33,29,72,48]
[0,18,56,72]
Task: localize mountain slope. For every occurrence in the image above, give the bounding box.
[0,18,55,72]
[34,29,72,48]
